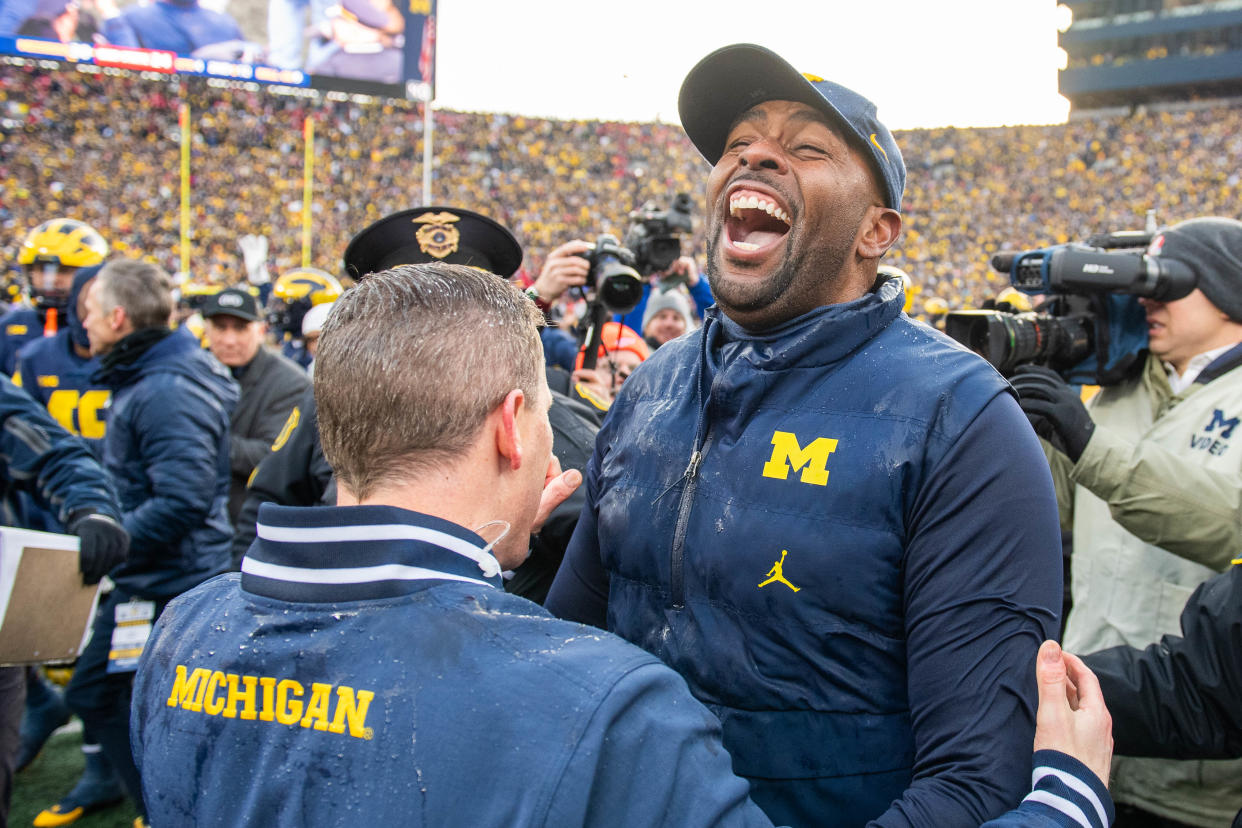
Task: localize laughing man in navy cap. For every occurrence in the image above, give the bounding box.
[547,44,1067,826]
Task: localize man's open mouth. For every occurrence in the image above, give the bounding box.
[725,187,792,255]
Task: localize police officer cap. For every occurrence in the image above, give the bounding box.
[343,207,523,280]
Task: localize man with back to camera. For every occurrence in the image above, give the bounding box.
[1011,217,1242,826]
[201,286,309,528]
[546,44,1064,826]
[129,261,1115,828]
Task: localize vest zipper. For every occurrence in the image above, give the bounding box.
[669,324,716,610]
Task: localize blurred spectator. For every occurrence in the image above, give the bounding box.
[62,258,237,824]
[640,287,693,349]
[202,286,308,526]
[571,321,647,403]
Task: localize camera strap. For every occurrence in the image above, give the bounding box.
[1195,341,1242,386]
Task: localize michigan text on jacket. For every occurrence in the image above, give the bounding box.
[165,665,375,739]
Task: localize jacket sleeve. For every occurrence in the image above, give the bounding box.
[1069,423,1241,571]
[874,392,1063,827]
[543,661,775,828]
[1083,563,1242,760]
[229,356,309,479]
[0,374,120,523]
[122,377,229,550]
[980,751,1113,828]
[543,411,614,628]
[688,276,714,318]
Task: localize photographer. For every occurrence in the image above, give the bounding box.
[1012,216,1242,827]
[528,242,713,368]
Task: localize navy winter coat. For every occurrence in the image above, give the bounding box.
[97,327,238,598]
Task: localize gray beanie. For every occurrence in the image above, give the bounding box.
[641,289,694,334]
[1154,217,1242,321]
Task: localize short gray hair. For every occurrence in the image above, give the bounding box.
[95,259,173,331]
[315,263,544,499]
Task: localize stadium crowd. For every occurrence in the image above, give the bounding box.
[0,39,1240,828]
[2,60,1242,318]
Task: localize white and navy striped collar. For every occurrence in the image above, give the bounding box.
[241,504,504,603]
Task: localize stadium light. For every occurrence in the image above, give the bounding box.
[1056,4,1073,33]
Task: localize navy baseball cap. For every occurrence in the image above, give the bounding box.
[678,43,906,211]
[343,207,523,280]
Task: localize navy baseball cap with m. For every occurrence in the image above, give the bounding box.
[678,43,906,211]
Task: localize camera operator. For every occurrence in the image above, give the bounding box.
[1012,216,1242,827]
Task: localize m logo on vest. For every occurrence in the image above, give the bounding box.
[761,430,839,486]
[1191,409,1237,457]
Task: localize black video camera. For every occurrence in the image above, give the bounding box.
[945,230,1196,385]
[623,193,694,277]
[574,234,643,315]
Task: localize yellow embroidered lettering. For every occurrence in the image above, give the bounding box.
[761,431,839,486]
[329,686,375,740]
[202,671,227,715]
[300,683,333,731]
[258,676,277,722]
[167,665,209,709]
[275,679,304,725]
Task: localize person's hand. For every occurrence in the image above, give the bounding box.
[571,367,614,404]
[1010,365,1095,461]
[1033,640,1113,787]
[68,510,130,586]
[657,255,700,289]
[532,240,592,305]
[531,456,581,534]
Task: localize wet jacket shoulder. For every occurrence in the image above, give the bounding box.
[134,504,772,828]
[549,278,1063,826]
[0,373,119,525]
[98,327,239,597]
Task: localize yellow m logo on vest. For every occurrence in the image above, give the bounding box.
[761,431,839,486]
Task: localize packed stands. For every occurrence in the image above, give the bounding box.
[3,61,1242,313]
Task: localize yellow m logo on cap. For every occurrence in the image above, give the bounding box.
[761,431,839,486]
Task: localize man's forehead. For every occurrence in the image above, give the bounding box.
[726,100,852,147]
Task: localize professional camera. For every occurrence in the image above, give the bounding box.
[623,193,694,277]
[945,230,1196,385]
[574,234,643,315]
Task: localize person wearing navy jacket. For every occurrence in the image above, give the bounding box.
[130,262,1114,827]
[546,44,1063,827]
[60,258,237,825]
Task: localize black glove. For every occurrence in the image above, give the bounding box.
[1010,364,1095,462]
[67,510,130,586]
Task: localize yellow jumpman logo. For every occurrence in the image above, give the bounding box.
[758,550,801,592]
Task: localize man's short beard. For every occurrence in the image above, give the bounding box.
[705,231,800,317]
[705,220,854,330]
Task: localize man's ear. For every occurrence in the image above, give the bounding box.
[110,305,128,333]
[496,388,526,472]
[857,207,902,260]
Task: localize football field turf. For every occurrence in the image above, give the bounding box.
[11,726,138,828]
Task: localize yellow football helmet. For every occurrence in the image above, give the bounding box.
[18,219,108,269]
[268,268,342,336]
